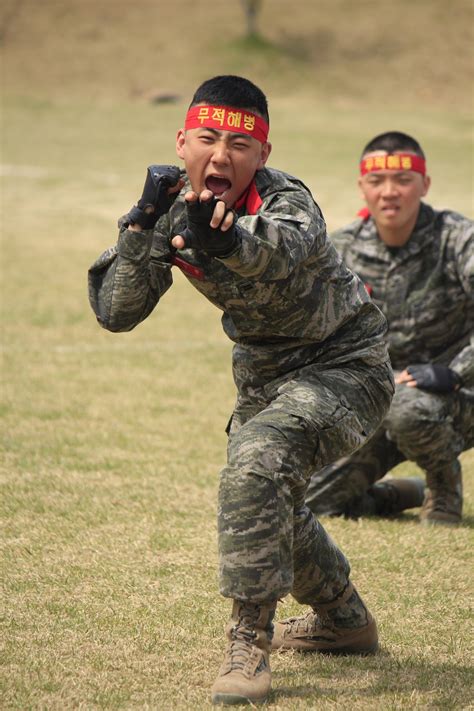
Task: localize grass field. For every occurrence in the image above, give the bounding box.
[1,1,474,709]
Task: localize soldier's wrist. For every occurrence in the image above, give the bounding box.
[128,222,144,233]
[451,370,463,390]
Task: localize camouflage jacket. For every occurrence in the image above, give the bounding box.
[88,167,389,384]
[331,204,474,387]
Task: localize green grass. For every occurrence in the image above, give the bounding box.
[2,92,473,709]
[1,1,474,707]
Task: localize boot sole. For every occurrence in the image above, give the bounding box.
[308,640,379,655]
[272,618,379,656]
[273,640,379,655]
[212,691,268,705]
[420,517,461,526]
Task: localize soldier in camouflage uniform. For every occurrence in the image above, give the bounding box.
[88,76,394,706]
[306,131,474,526]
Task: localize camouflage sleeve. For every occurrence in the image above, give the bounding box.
[88,217,173,332]
[220,188,326,281]
[329,225,359,259]
[449,222,474,387]
[450,334,474,388]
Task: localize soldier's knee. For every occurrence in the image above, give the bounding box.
[228,412,315,477]
[219,463,279,511]
[387,385,446,437]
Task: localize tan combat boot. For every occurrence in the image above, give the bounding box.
[211,600,276,706]
[272,582,378,655]
[420,464,462,526]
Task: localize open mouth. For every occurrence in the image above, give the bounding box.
[205,176,232,196]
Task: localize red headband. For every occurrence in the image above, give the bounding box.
[360,153,426,175]
[185,105,269,144]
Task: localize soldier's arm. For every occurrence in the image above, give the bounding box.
[88,216,173,332]
[329,227,356,260]
[218,187,326,281]
[448,222,474,388]
[449,335,474,390]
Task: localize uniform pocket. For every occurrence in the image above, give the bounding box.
[274,378,367,471]
[316,406,367,470]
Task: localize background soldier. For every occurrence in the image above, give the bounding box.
[88,76,394,705]
[306,131,474,525]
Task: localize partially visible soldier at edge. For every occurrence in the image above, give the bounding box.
[88,76,394,706]
[306,131,474,526]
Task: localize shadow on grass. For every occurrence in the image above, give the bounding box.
[270,649,472,704]
[383,512,474,529]
[339,511,474,529]
[460,514,474,528]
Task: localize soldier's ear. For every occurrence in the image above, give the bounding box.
[176,129,186,159]
[421,174,431,197]
[257,141,272,169]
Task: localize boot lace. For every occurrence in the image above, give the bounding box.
[227,630,257,671]
[427,486,459,514]
[282,610,321,636]
[226,604,261,672]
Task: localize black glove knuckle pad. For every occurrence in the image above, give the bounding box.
[406,364,460,393]
[128,164,180,230]
[183,198,238,257]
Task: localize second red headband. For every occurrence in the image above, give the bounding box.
[360,153,426,175]
[185,105,269,144]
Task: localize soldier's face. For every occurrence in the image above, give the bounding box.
[358,152,430,241]
[176,126,271,207]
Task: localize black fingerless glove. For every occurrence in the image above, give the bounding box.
[406,364,463,393]
[180,197,240,257]
[126,165,181,230]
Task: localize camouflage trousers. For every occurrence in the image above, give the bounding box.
[306,381,474,516]
[217,358,394,604]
